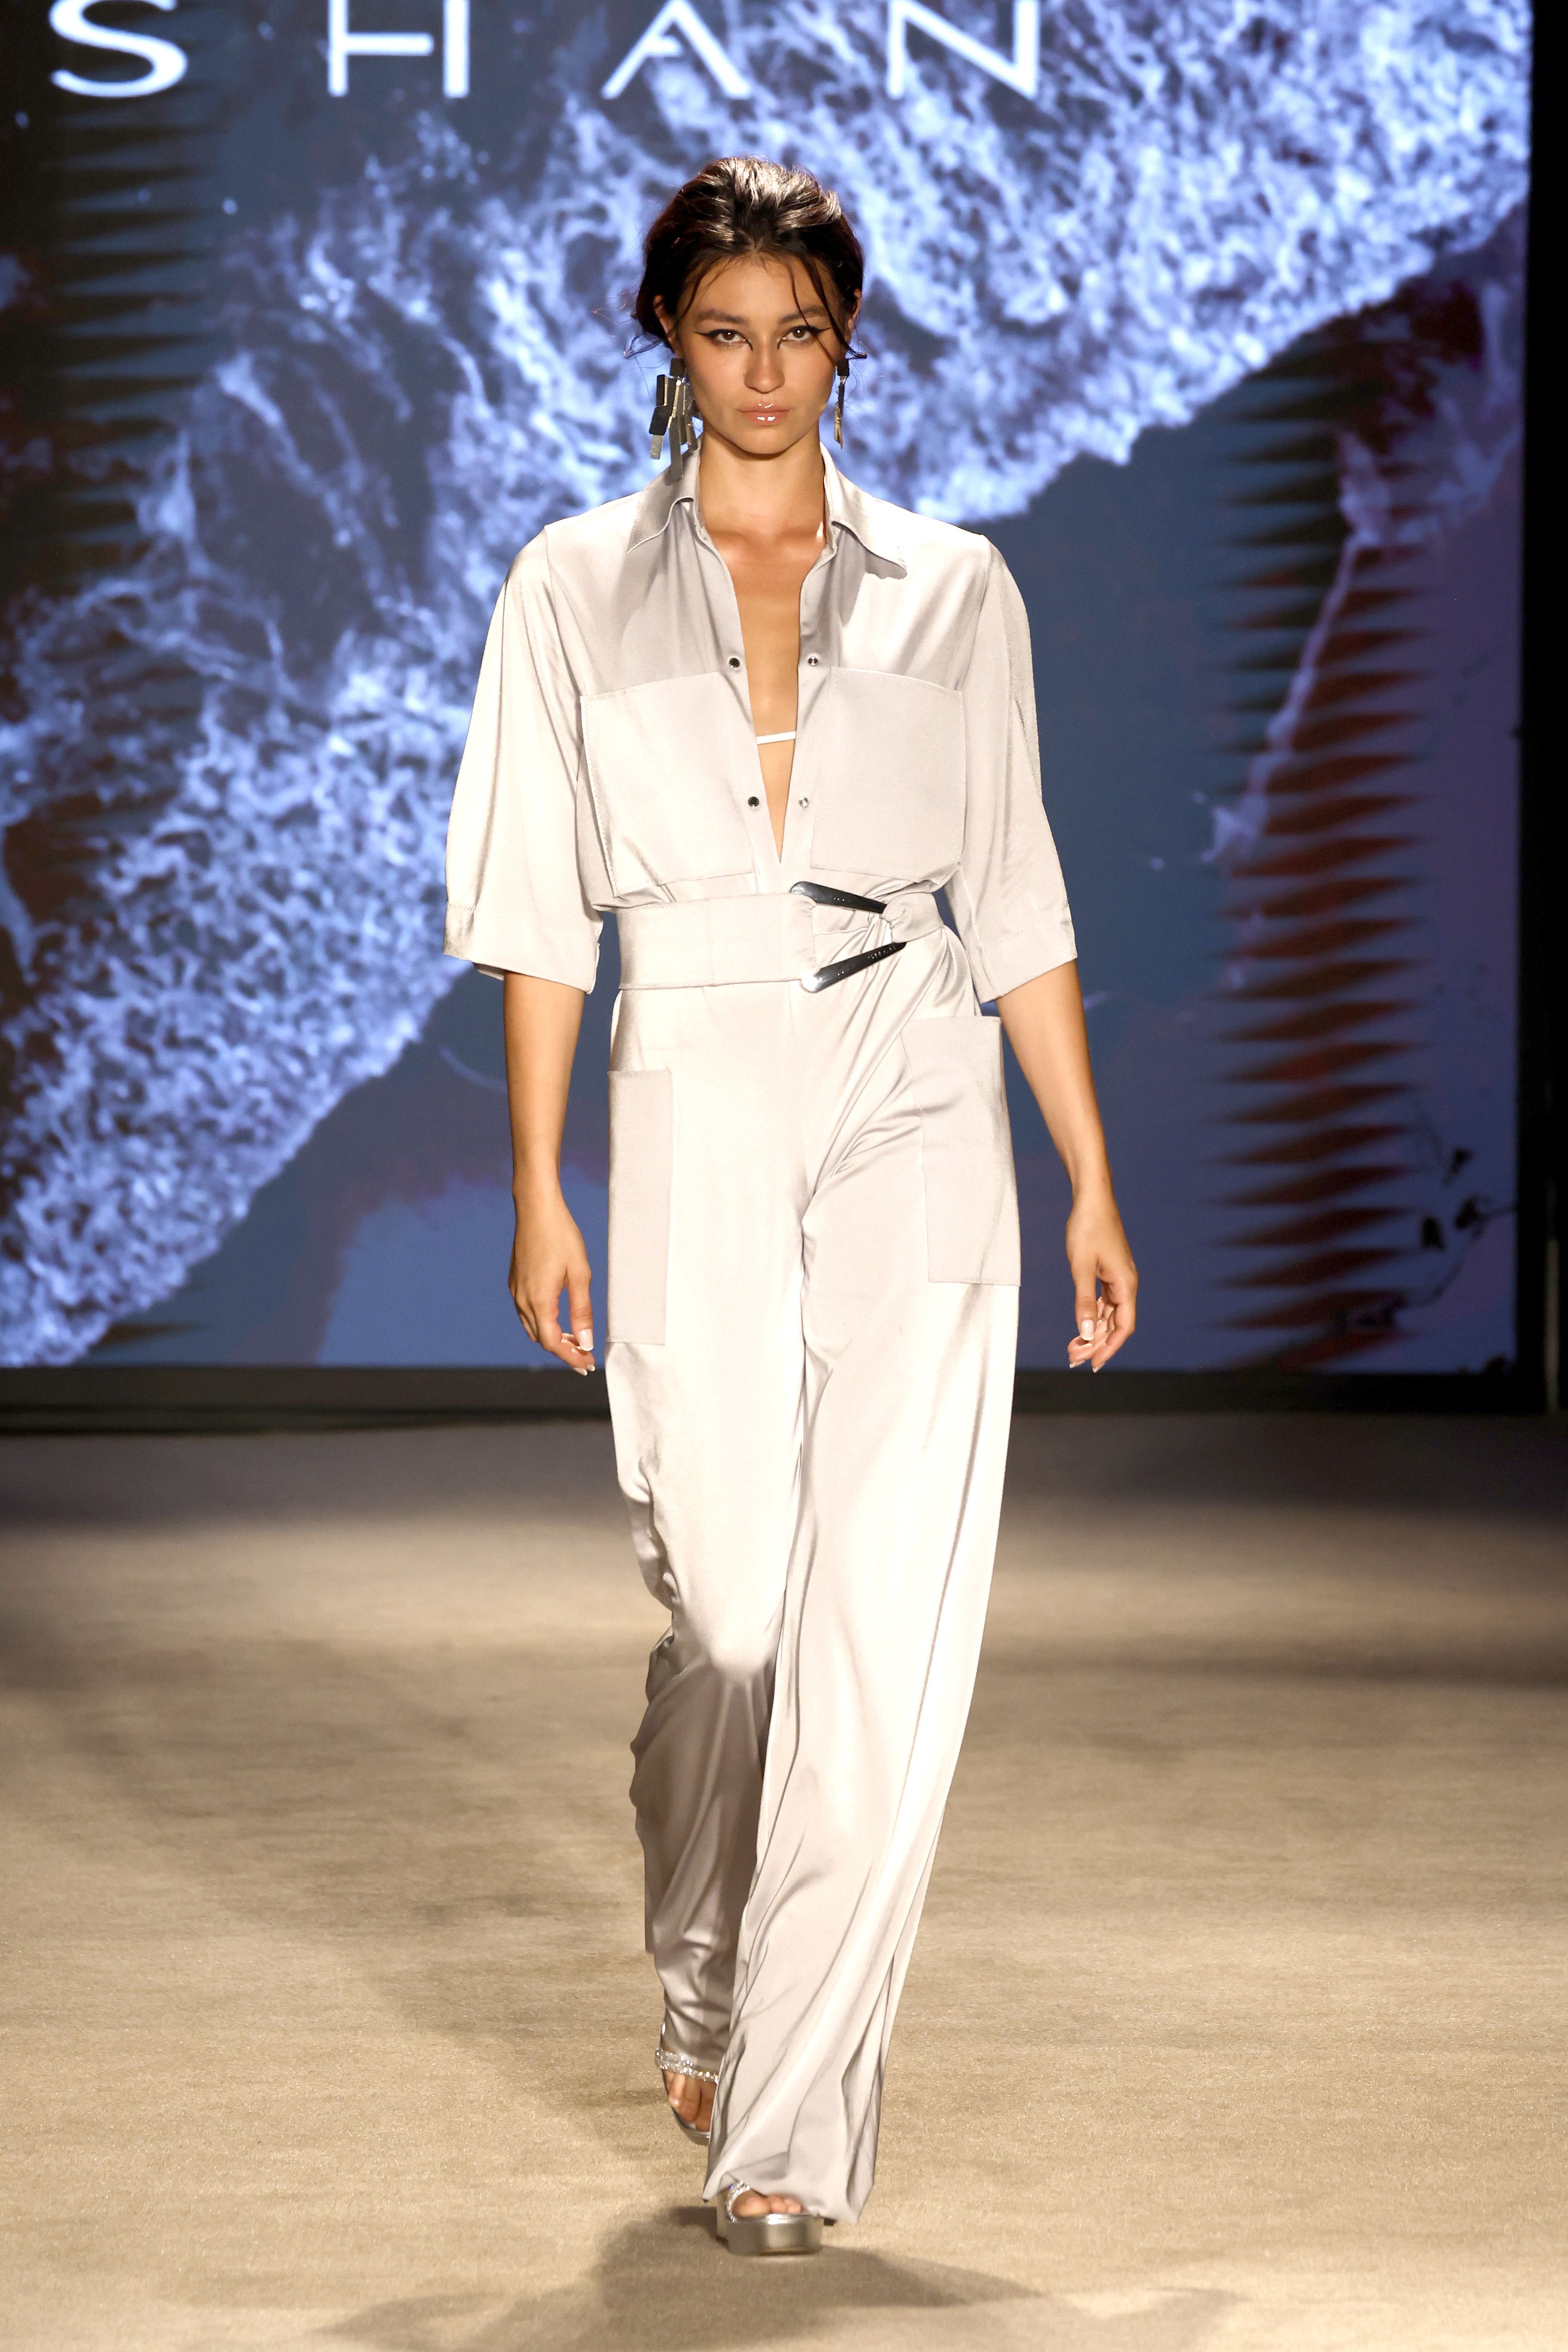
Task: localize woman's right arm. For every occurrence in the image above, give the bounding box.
[503,972,595,1372]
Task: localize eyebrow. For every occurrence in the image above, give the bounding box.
[692,305,830,325]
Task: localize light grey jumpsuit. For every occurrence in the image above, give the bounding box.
[444,440,1076,2223]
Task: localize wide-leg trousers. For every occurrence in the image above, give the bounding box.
[603,902,1019,2224]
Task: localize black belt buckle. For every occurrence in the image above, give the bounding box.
[789,878,905,992]
[790,879,887,915]
[800,939,906,993]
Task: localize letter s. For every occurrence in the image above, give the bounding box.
[49,0,188,98]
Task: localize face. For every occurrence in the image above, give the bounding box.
[654,252,856,461]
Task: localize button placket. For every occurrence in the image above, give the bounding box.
[782,566,835,880]
[691,527,769,869]
[692,516,755,723]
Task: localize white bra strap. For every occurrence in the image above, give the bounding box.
[754,730,796,744]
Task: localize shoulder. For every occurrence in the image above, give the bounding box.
[899,506,1010,586]
[502,486,650,593]
[907,516,1004,606]
[893,505,992,564]
[842,474,999,591]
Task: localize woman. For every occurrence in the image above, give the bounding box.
[445,156,1136,2254]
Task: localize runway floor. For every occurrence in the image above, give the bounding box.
[1,1413,1565,2352]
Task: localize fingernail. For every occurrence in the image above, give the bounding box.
[575,1365,589,1377]
[1079,1319,1095,1341]
[576,1330,594,1350]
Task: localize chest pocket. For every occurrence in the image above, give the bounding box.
[581,674,755,898]
[809,668,965,879]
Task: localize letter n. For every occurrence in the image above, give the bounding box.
[886,1,1039,101]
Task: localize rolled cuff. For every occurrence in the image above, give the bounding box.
[444,901,599,991]
[965,915,1078,1004]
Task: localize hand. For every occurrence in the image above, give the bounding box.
[1065,1193,1137,1372]
[509,1184,595,1373]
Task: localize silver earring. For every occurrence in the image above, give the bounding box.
[649,356,700,470]
[833,361,848,449]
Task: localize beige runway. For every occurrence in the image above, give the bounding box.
[1,1414,1564,2352]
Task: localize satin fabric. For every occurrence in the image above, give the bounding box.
[443,438,1075,999]
[608,911,1019,2222]
[442,434,1078,2223]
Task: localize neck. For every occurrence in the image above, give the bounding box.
[693,428,828,545]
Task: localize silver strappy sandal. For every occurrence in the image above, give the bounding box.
[715,2180,824,2256]
[654,2041,718,2145]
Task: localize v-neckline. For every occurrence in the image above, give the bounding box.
[696,482,834,877]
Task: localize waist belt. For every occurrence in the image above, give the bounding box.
[617,882,943,991]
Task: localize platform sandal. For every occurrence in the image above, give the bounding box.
[715,2179,824,2256]
[654,2041,718,2145]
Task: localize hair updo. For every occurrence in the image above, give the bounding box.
[631,156,866,362]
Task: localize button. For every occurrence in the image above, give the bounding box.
[747,796,760,808]
[798,796,810,808]
[728,655,741,668]
[806,655,820,666]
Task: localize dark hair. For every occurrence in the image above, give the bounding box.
[632,156,866,364]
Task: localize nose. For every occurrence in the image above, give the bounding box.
[746,341,786,393]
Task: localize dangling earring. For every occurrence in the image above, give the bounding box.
[833,359,848,449]
[649,354,700,472]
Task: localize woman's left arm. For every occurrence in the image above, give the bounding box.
[996,962,1137,1370]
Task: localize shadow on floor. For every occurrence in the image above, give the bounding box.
[325,2210,1231,2350]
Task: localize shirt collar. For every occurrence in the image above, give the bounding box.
[626,437,907,572]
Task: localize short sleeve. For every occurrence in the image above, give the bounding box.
[946,540,1076,1002]
[444,534,601,989]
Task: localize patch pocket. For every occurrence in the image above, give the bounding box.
[902,1017,1020,1286]
[808,669,965,878]
[581,674,755,897]
[607,1068,673,1343]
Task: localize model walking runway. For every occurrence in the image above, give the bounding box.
[445,156,1137,2241]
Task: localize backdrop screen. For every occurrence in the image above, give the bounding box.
[1,2,1529,1372]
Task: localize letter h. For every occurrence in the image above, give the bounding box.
[327,0,468,96]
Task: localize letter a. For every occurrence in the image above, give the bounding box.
[601,1,750,101]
